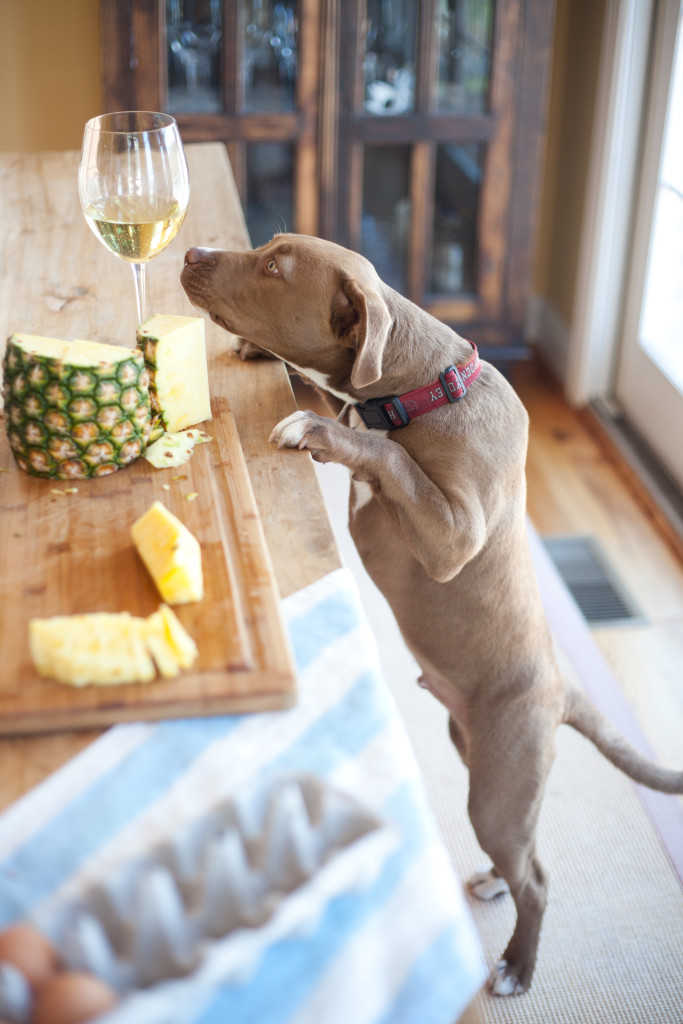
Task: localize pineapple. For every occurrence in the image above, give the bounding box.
[2,334,151,479]
[131,500,204,604]
[30,612,156,686]
[146,604,199,676]
[29,605,198,687]
[136,315,211,433]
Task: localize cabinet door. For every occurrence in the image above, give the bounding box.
[329,0,554,349]
[102,0,554,353]
[101,0,320,241]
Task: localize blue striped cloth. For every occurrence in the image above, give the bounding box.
[0,568,485,1023]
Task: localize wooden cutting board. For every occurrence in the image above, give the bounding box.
[0,394,296,735]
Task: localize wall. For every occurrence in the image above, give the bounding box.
[0,0,102,152]
[533,0,607,326]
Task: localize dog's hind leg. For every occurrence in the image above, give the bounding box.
[466,713,556,995]
[448,715,468,765]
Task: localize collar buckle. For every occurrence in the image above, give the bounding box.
[356,394,410,430]
[439,365,465,402]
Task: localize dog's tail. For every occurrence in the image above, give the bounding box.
[564,687,683,793]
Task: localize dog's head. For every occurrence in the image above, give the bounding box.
[181,234,392,392]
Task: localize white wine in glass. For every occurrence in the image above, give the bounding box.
[78,111,190,326]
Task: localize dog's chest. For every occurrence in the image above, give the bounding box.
[287,363,354,406]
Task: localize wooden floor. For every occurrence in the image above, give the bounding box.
[512,358,683,775]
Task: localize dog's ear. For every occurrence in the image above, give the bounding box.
[331,277,391,388]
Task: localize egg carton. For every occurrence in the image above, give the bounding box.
[3,773,398,1024]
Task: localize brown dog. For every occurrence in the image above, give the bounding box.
[181,234,683,995]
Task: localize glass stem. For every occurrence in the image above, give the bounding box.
[131,263,148,326]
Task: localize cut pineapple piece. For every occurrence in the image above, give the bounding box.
[136,315,211,433]
[158,603,199,668]
[29,606,198,687]
[29,612,156,687]
[131,500,204,604]
[144,610,182,678]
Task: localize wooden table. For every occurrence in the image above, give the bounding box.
[0,143,341,811]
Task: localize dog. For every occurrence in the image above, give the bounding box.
[181,233,683,995]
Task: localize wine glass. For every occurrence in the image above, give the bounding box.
[78,111,190,326]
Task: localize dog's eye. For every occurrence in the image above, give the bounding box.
[266,259,278,274]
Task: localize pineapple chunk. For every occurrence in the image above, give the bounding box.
[147,604,199,674]
[29,606,198,687]
[145,610,182,679]
[136,315,211,432]
[158,604,199,667]
[30,612,156,687]
[131,500,204,604]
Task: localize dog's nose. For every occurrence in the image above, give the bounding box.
[184,247,206,265]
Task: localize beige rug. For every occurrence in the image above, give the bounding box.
[315,461,683,1023]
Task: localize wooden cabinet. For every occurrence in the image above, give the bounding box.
[101,0,555,359]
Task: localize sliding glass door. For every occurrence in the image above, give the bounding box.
[616,0,683,489]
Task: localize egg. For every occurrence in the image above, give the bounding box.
[32,972,117,1024]
[0,923,58,988]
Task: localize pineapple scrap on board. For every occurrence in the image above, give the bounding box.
[131,500,204,604]
[29,606,198,687]
[143,427,212,468]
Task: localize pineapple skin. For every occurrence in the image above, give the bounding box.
[131,500,204,604]
[2,334,152,479]
[136,315,211,433]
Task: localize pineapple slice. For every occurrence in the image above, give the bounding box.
[144,611,182,679]
[136,315,211,433]
[30,612,156,687]
[30,607,198,687]
[147,604,199,674]
[131,500,204,604]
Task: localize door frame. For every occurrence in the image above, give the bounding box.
[614,0,683,488]
[564,0,654,406]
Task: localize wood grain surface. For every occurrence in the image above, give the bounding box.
[0,394,296,734]
[0,145,341,779]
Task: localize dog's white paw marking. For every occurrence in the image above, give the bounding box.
[489,961,524,997]
[269,410,312,449]
[468,866,510,901]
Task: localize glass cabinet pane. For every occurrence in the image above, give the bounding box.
[243,1,299,112]
[435,0,494,114]
[363,0,418,115]
[167,0,223,113]
[361,146,411,293]
[246,142,295,246]
[430,143,484,295]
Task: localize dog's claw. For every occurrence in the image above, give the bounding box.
[270,410,324,454]
[488,961,525,997]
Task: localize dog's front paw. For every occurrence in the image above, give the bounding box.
[488,960,526,997]
[269,410,336,462]
[235,338,274,360]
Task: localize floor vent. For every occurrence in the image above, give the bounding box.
[541,535,645,626]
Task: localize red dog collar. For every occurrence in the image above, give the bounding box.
[355,343,481,430]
